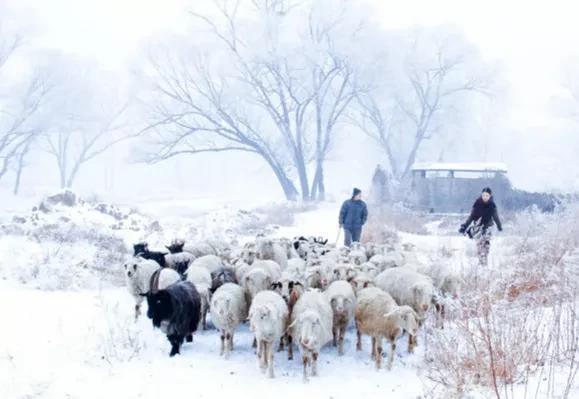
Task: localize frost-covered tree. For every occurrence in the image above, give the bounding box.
[141,0,362,201]
[42,57,132,188]
[355,27,495,182]
[0,25,50,189]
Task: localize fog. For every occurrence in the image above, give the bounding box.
[1,0,578,207]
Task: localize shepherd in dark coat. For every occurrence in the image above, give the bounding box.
[339,188,368,247]
[459,187,503,265]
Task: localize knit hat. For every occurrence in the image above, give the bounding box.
[352,188,362,198]
[482,187,492,195]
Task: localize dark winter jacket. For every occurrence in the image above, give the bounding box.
[463,197,502,231]
[339,199,368,229]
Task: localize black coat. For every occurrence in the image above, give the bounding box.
[464,197,502,231]
[339,199,368,229]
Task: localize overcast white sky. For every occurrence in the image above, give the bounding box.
[7,0,578,129]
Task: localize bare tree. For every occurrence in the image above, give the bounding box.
[0,26,50,187]
[141,0,361,201]
[45,104,129,188]
[40,58,133,189]
[355,29,494,183]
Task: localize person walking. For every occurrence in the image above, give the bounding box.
[339,188,368,247]
[459,187,503,265]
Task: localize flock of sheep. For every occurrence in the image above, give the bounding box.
[123,235,461,382]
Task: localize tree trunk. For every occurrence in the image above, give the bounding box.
[401,128,426,180]
[13,149,28,195]
[295,153,310,201]
[59,168,67,189]
[263,155,299,201]
[310,160,325,201]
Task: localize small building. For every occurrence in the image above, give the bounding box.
[410,162,512,213]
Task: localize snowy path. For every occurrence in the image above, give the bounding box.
[1,282,427,399]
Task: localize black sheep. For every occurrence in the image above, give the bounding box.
[146,281,201,356]
[165,240,185,254]
[133,243,167,268]
[209,266,237,294]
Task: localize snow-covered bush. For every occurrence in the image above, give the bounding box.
[425,204,579,398]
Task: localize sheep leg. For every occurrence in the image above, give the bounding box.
[252,336,257,350]
[134,303,141,321]
[356,328,362,351]
[225,332,233,359]
[387,340,396,370]
[302,354,310,383]
[408,333,417,353]
[229,331,235,351]
[258,341,267,372]
[312,352,319,377]
[202,307,207,331]
[267,341,275,379]
[332,326,338,347]
[287,334,294,360]
[376,338,383,370]
[220,333,225,356]
[338,325,346,356]
[186,334,193,343]
[371,336,377,360]
[168,335,183,357]
[278,336,285,352]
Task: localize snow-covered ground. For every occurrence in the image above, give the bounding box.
[0,193,576,399]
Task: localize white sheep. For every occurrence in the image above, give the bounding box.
[304,264,332,290]
[331,263,358,282]
[123,258,181,321]
[324,281,356,355]
[348,272,376,296]
[210,283,248,359]
[405,262,462,299]
[404,261,462,327]
[185,265,212,330]
[248,290,289,378]
[242,260,282,306]
[256,237,288,269]
[348,248,368,265]
[191,254,225,275]
[355,287,420,370]
[286,258,306,276]
[377,251,405,268]
[290,290,333,382]
[374,267,436,317]
[374,268,432,350]
[163,251,196,274]
[241,242,257,265]
[356,262,379,278]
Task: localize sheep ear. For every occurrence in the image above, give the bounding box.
[384,309,398,319]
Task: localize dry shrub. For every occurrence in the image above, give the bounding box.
[425,203,579,398]
[363,204,426,243]
[238,202,317,234]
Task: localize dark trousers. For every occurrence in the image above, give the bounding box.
[344,227,362,247]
